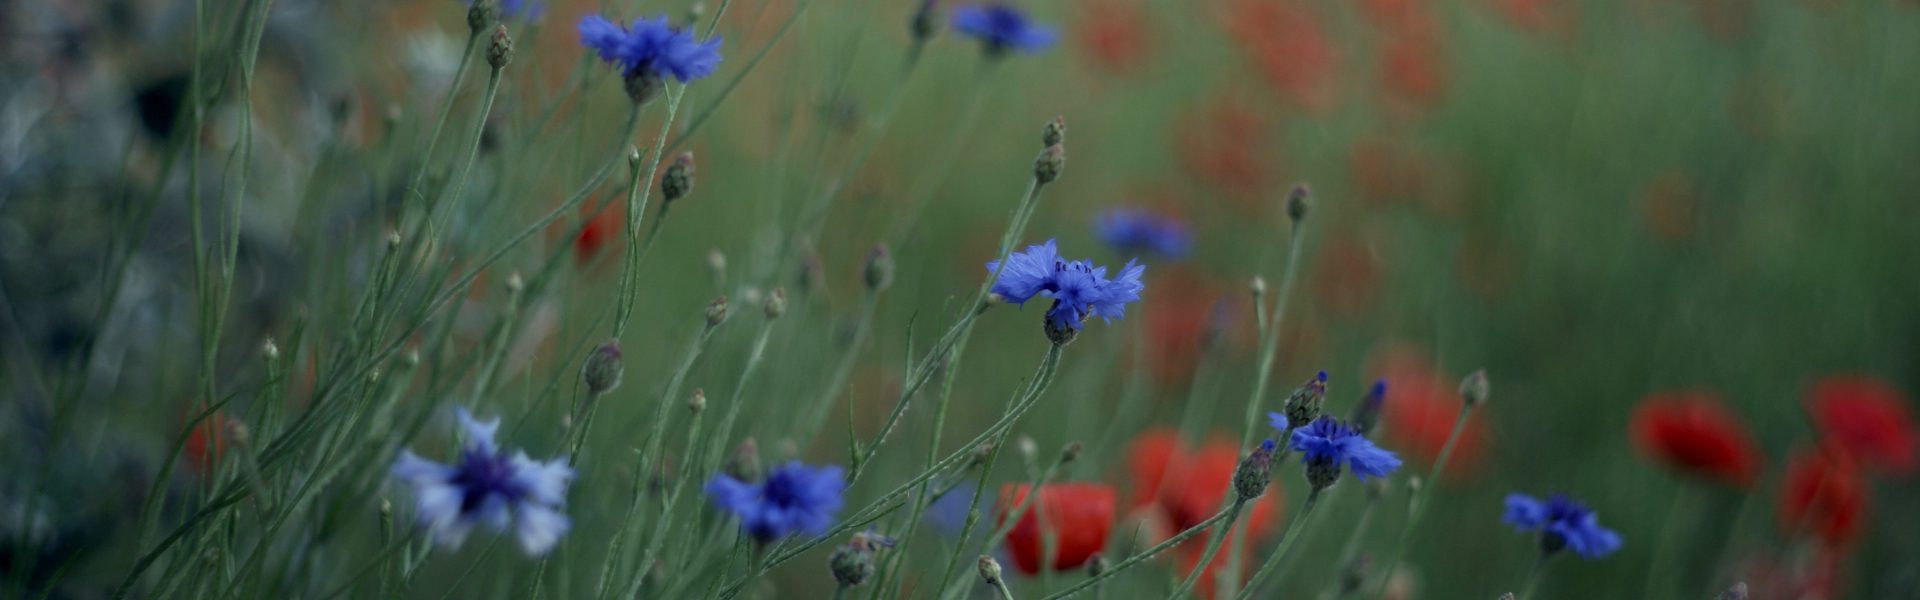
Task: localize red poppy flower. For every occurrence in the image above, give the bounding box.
[1776,447,1868,548]
[1629,390,1763,486]
[1076,2,1150,73]
[183,409,232,475]
[573,200,623,265]
[1378,34,1449,114]
[1639,172,1699,242]
[996,483,1116,575]
[1126,428,1189,510]
[1312,237,1381,318]
[1807,375,1918,476]
[1175,99,1274,208]
[1370,344,1487,480]
[1222,0,1338,111]
[1123,432,1284,599]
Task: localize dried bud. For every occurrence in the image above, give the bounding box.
[379,498,392,516]
[764,287,788,320]
[1349,379,1388,435]
[707,247,727,282]
[706,296,729,327]
[1460,369,1490,408]
[977,556,1005,588]
[1233,439,1276,501]
[688,389,707,415]
[662,152,696,202]
[1060,441,1083,465]
[910,0,939,42]
[1716,582,1748,600]
[863,244,894,291]
[1041,116,1066,147]
[404,347,422,367]
[725,438,763,482]
[687,1,707,25]
[582,341,624,395]
[1034,144,1066,183]
[467,0,497,35]
[506,271,525,295]
[1282,371,1330,430]
[1085,553,1109,578]
[487,25,514,69]
[1249,275,1267,297]
[1285,183,1311,222]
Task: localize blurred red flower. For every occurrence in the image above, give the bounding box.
[1221,0,1338,111]
[1639,171,1699,242]
[1124,430,1284,598]
[1629,390,1762,487]
[1311,237,1381,318]
[1370,344,1488,480]
[1776,447,1868,548]
[1807,374,1918,476]
[1378,34,1449,115]
[1076,2,1150,73]
[573,199,623,265]
[1175,100,1274,208]
[996,483,1117,575]
[182,409,232,475]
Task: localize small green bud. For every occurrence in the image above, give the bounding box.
[688,388,707,415]
[487,25,514,69]
[1034,144,1065,184]
[1282,371,1330,430]
[764,287,788,320]
[863,244,894,291]
[662,152,696,202]
[1060,441,1083,465]
[1233,440,1277,501]
[624,71,663,105]
[467,0,497,35]
[1286,183,1311,222]
[977,556,1005,588]
[582,341,624,395]
[1042,115,1066,147]
[1460,369,1490,408]
[706,296,729,327]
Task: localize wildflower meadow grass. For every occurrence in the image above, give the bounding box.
[2,0,1918,598]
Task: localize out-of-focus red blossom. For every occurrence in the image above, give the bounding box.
[1359,0,1436,31]
[1221,0,1338,112]
[1175,100,1274,208]
[996,483,1116,575]
[1453,236,1515,300]
[572,199,623,265]
[1346,137,1467,217]
[1639,172,1698,242]
[1139,270,1247,388]
[1776,448,1868,549]
[1689,0,1755,41]
[1807,375,1918,476]
[1370,344,1488,480]
[1122,431,1282,576]
[1311,236,1381,318]
[183,409,231,475]
[1736,549,1842,600]
[1487,0,1576,36]
[1629,390,1763,487]
[1378,35,1449,115]
[1176,526,1258,599]
[1076,2,1149,73]
[1126,429,1188,510]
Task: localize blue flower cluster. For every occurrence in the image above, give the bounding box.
[578,15,724,82]
[1283,416,1402,488]
[1094,209,1192,259]
[986,239,1146,333]
[1503,493,1623,559]
[706,461,847,541]
[950,4,1057,55]
[391,409,575,556]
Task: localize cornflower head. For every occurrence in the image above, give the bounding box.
[1286,417,1401,491]
[950,3,1057,56]
[1231,439,1278,501]
[828,528,897,589]
[1094,208,1192,260]
[985,239,1146,345]
[577,14,724,102]
[1269,370,1330,431]
[1503,493,1623,559]
[390,408,575,556]
[1348,379,1388,435]
[705,460,847,542]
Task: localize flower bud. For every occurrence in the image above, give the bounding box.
[404,347,422,368]
[1282,371,1330,430]
[1348,379,1388,435]
[829,543,875,588]
[506,271,525,295]
[1460,369,1490,408]
[909,0,939,42]
[582,340,624,395]
[662,152,696,202]
[977,556,1005,588]
[1034,144,1066,184]
[1305,453,1341,491]
[1016,435,1037,462]
[863,244,894,291]
[1233,439,1276,501]
[1060,441,1083,465]
[1041,115,1066,148]
[687,1,707,26]
[262,338,280,361]
[969,443,995,469]
[1249,275,1267,297]
[379,498,392,517]
[627,146,643,173]
[706,296,729,327]
[1043,302,1080,346]
[688,388,707,415]
[624,71,663,105]
[1085,553,1109,578]
[764,287,788,320]
[467,0,497,35]
[487,24,514,70]
[725,438,763,482]
[1285,183,1311,222]
[707,247,727,283]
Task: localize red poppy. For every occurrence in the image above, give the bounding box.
[1371,344,1488,480]
[1126,428,1189,510]
[996,483,1116,575]
[1175,99,1274,208]
[1076,2,1150,73]
[1378,34,1449,115]
[1122,430,1283,596]
[1311,237,1381,318]
[573,199,623,265]
[1629,390,1763,486]
[1222,0,1338,111]
[1777,448,1868,548]
[183,409,232,475]
[1735,548,1843,600]
[1807,375,1918,476]
[1160,441,1280,535]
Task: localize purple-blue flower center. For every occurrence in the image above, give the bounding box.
[452,446,525,513]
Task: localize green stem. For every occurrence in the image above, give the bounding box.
[1037,507,1238,600]
[1239,220,1308,449]
[1370,405,1475,599]
[1516,555,1550,600]
[1235,488,1325,600]
[1170,500,1247,599]
[612,85,686,338]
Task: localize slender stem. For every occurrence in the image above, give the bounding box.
[666,0,816,153]
[1516,555,1550,600]
[1239,220,1308,449]
[1638,486,1692,600]
[1037,507,1237,600]
[990,581,1018,600]
[1170,500,1247,599]
[1235,488,1325,600]
[1314,492,1380,600]
[612,85,686,338]
[1370,405,1475,599]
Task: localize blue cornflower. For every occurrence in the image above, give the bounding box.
[706,461,847,541]
[470,0,544,22]
[986,239,1146,337]
[950,4,1057,55]
[390,408,575,556]
[926,483,981,538]
[1503,493,1623,559]
[1285,416,1402,490]
[1094,209,1192,260]
[578,15,724,84]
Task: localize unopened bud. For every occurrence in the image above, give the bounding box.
[1460,369,1490,408]
[467,0,497,35]
[1016,436,1037,462]
[624,71,664,105]
[226,420,251,448]
[386,229,402,248]
[969,443,995,469]
[688,388,707,415]
[1716,582,1748,600]
[1249,275,1267,297]
[262,338,279,361]
[706,296,729,327]
[1085,553,1109,578]
[404,347,422,367]
[1349,379,1388,435]
[1060,442,1083,465]
[863,244,894,291]
[487,25,514,69]
[506,271,524,295]
[830,543,875,588]
[380,498,392,516]
[662,152,695,202]
[764,287,788,319]
[687,1,706,25]
[1232,439,1276,501]
[1282,371,1330,430]
[977,556,1005,588]
[1034,145,1066,184]
[1286,183,1311,222]
[1041,116,1066,147]
[725,439,763,482]
[707,248,727,283]
[909,0,938,42]
[582,340,624,395]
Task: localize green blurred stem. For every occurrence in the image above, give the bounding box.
[1370,404,1475,600]
[803,287,883,447]
[1314,491,1381,600]
[991,581,1018,600]
[1239,219,1307,449]
[612,84,686,338]
[1235,488,1325,600]
[931,355,1065,600]
[1517,555,1550,600]
[704,318,779,470]
[1171,499,1248,599]
[404,31,482,207]
[667,0,816,153]
[882,59,995,243]
[1036,505,1238,600]
[1638,486,1694,600]
[865,323,977,598]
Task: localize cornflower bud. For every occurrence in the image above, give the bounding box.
[1034,144,1066,184]
[662,152,695,202]
[467,0,497,35]
[829,529,896,589]
[625,71,664,105]
[688,388,707,415]
[627,146,643,173]
[706,296,729,327]
[1042,115,1066,147]
[1286,183,1311,222]
[1460,369,1490,408]
[1232,439,1277,501]
[487,25,514,69]
[863,244,894,291]
[725,438,762,482]
[1085,553,1109,578]
[1060,441,1083,465]
[977,556,1005,588]
[582,340,624,395]
[764,287,788,319]
[1283,371,1330,430]
[1349,379,1388,435]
